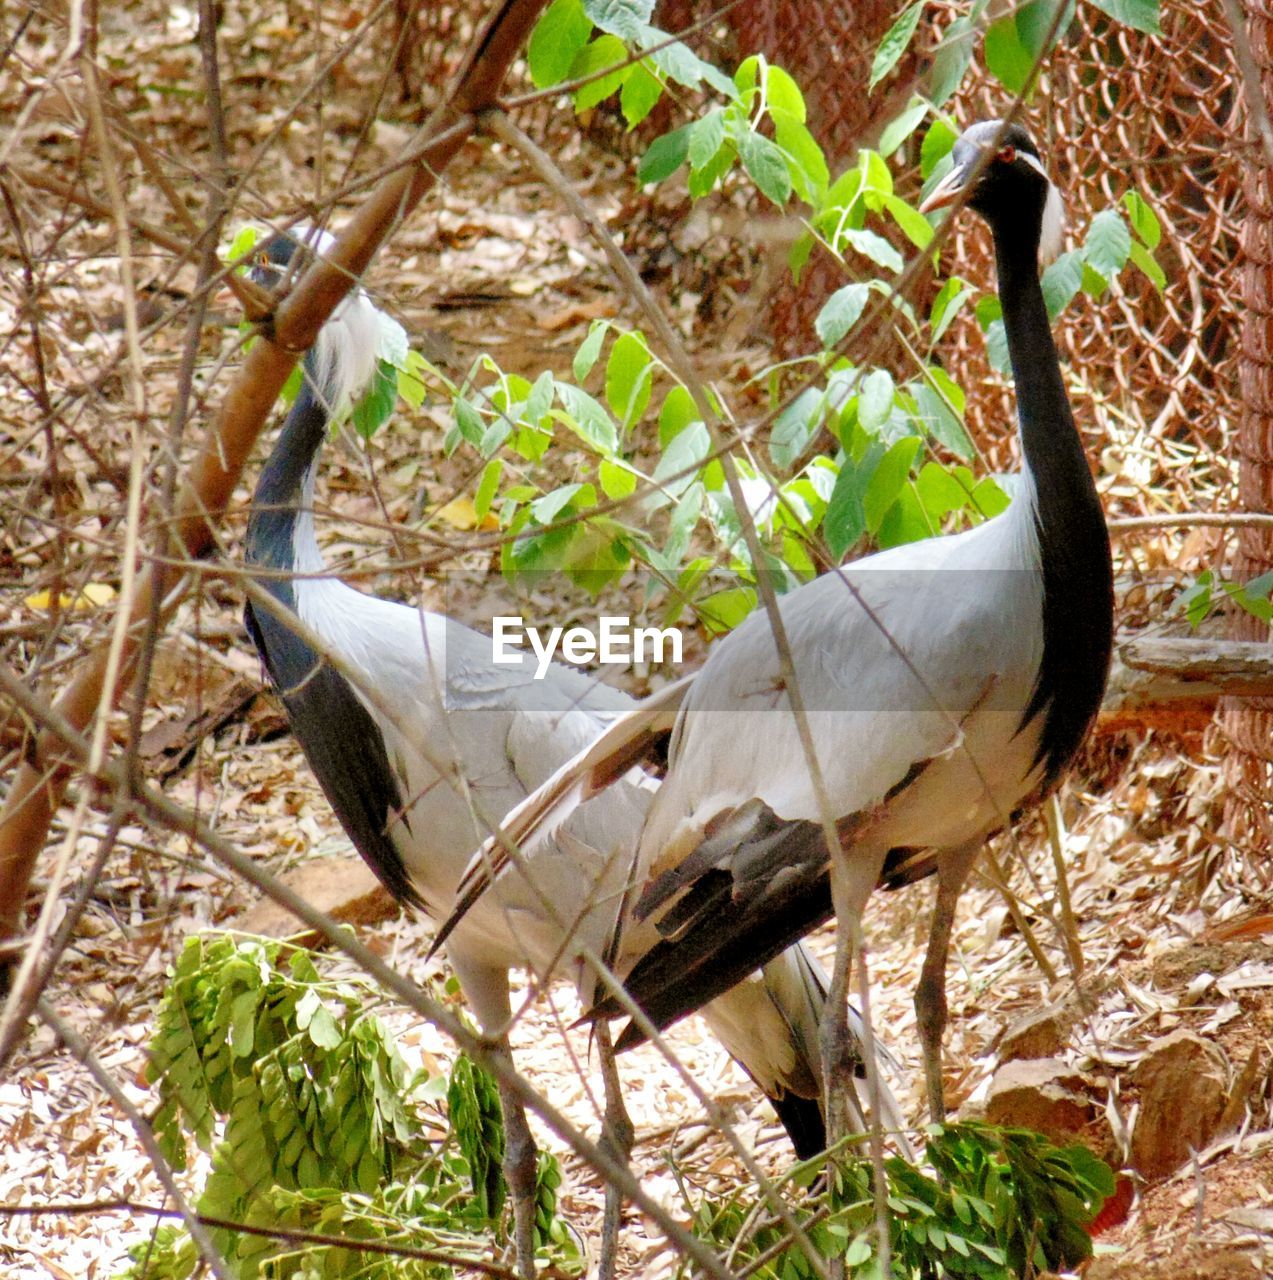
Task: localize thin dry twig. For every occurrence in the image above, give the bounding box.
[37,999,231,1280]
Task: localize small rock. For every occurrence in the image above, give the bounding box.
[1131,1029,1229,1180]
[999,1005,1071,1061]
[984,1057,1095,1140]
[237,855,398,942]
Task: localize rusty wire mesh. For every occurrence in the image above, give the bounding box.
[1223,0,1273,854]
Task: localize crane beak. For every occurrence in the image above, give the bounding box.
[919,161,971,214]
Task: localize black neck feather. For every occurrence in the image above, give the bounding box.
[240,349,418,909]
[994,216,1113,787]
[246,357,328,579]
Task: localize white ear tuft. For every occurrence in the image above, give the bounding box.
[296,223,337,257]
[1039,180,1065,269]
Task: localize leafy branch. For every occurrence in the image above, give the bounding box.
[130,935,577,1280]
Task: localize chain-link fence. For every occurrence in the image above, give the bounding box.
[374,0,1265,837]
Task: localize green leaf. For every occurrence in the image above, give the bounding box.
[228,223,260,264]
[1081,259,1110,297]
[532,482,594,524]
[585,0,650,40]
[884,195,933,250]
[604,329,652,427]
[350,360,397,439]
[733,55,760,99]
[307,1006,342,1050]
[453,395,486,449]
[528,0,592,88]
[770,387,823,469]
[739,129,792,205]
[788,229,814,282]
[870,1,923,89]
[764,63,805,119]
[474,458,503,521]
[1041,249,1084,318]
[1083,208,1132,279]
[929,276,974,343]
[1090,0,1160,33]
[1129,239,1166,291]
[698,586,757,633]
[1017,0,1076,55]
[858,369,895,433]
[916,370,973,458]
[687,138,736,198]
[1177,571,1214,628]
[573,320,608,382]
[688,108,727,174]
[1122,189,1161,248]
[396,349,429,409]
[865,436,921,533]
[658,384,698,446]
[920,116,957,180]
[773,111,829,203]
[929,16,975,106]
[654,420,710,496]
[972,474,1009,519]
[664,485,702,562]
[916,461,972,522]
[599,458,638,500]
[556,384,618,454]
[984,14,1037,95]
[638,122,691,184]
[646,31,735,96]
[824,455,872,558]
[571,34,631,111]
[816,283,870,349]
[975,293,1002,330]
[620,59,662,126]
[878,98,928,157]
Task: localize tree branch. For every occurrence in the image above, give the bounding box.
[0,0,552,943]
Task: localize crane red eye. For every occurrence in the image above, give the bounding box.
[998,144,1016,164]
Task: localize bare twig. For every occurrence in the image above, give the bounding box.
[0,662,738,1280]
[0,0,553,947]
[37,1000,232,1280]
[0,1198,532,1279]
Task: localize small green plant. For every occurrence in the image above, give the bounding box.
[683,1122,1115,1279]
[124,935,577,1279]
[1176,568,1273,628]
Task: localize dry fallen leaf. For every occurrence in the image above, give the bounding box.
[24,582,116,610]
[536,296,617,331]
[434,496,498,531]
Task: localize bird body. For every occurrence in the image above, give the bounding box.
[241,227,860,1156]
[441,121,1114,1125]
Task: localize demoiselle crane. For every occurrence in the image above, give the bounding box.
[441,120,1114,1133]
[241,227,893,1277]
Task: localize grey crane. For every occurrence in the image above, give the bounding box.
[240,226,893,1278]
[441,119,1114,1137]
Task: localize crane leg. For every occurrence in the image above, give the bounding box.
[496,1064,539,1280]
[914,842,979,1123]
[820,851,886,1153]
[595,1021,634,1280]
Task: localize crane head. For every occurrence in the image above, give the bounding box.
[920,120,1065,267]
[246,223,383,421]
[248,224,337,293]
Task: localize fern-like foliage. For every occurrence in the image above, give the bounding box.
[685,1121,1115,1280]
[126,935,578,1280]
